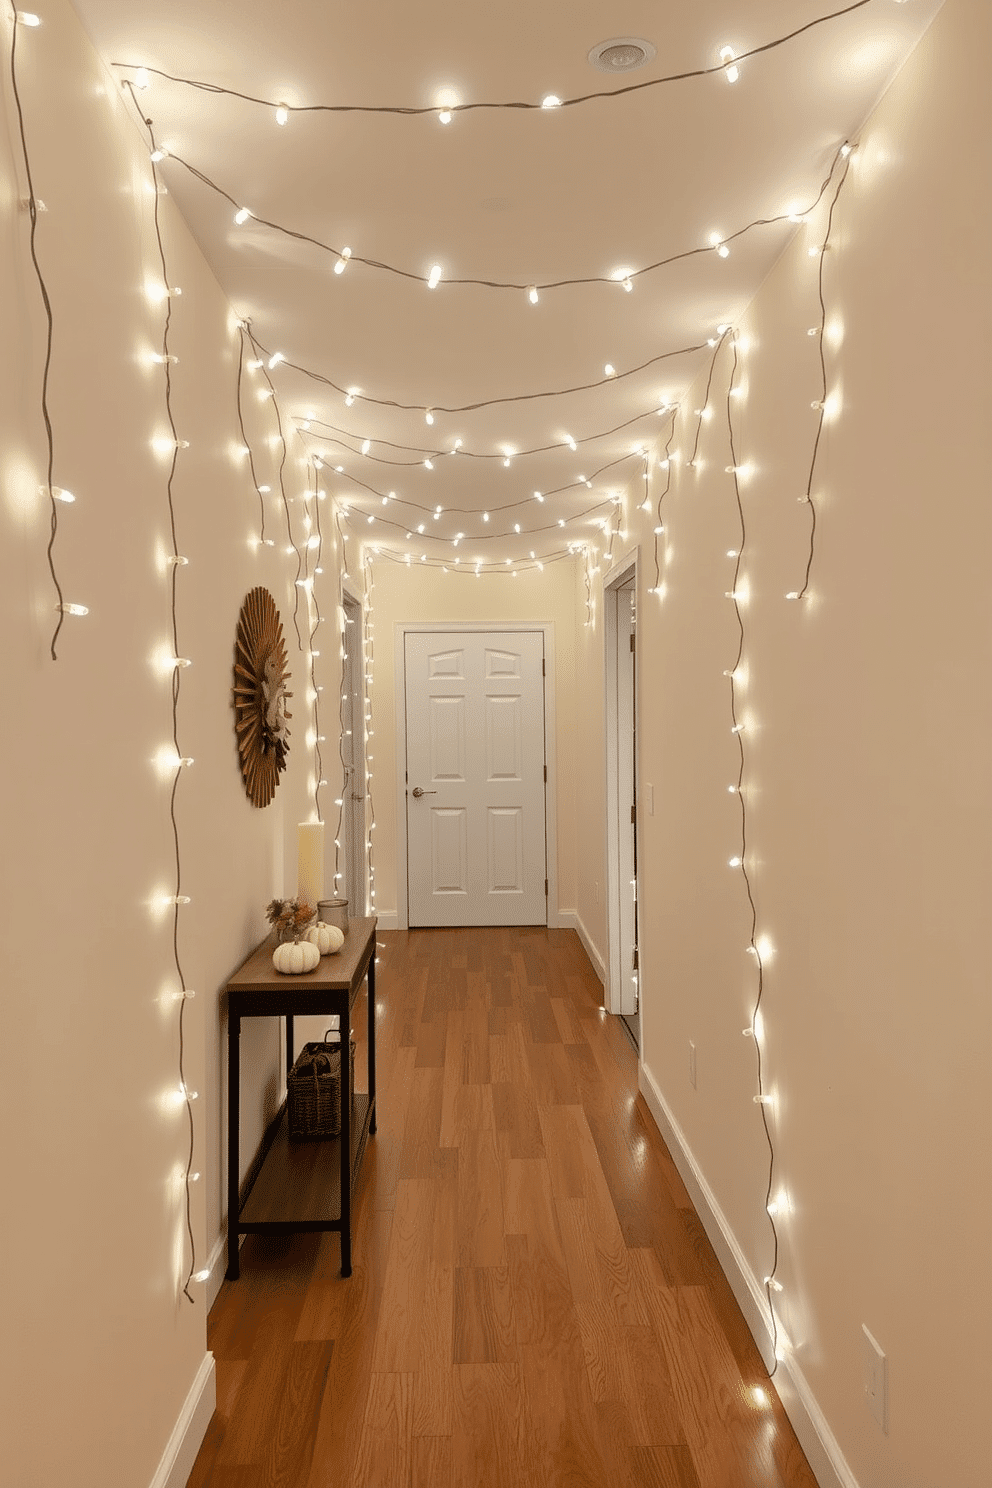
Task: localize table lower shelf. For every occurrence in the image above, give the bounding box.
[238,1093,374,1232]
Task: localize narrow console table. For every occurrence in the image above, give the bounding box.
[225,916,377,1280]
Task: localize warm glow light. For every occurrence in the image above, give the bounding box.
[427,264,443,289]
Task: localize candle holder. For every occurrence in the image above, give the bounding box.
[317,897,349,935]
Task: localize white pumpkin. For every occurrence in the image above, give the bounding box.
[305,920,345,955]
[272,938,321,975]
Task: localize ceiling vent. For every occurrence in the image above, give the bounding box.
[588,37,656,73]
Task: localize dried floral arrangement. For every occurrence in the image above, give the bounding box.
[266,897,317,943]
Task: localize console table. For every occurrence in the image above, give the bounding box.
[225,917,377,1279]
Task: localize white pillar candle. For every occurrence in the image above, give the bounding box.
[297,822,324,910]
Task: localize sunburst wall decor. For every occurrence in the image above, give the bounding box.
[232,586,292,807]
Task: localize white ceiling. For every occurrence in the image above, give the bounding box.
[73,0,942,569]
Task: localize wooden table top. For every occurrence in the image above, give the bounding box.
[227,918,377,1010]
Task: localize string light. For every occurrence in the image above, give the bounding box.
[118,8,872,121]
[719,46,740,83]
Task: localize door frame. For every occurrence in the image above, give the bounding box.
[603,553,639,1018]
[393,621,559,931]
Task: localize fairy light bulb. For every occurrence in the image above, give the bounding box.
[135,67,150,87]
[59,602,88,616]
[361,439,371,455]
[427,264,443,289]
[268,351,284,369]
[425,409,434,425]
[17,11,41,24]
[150,148,166,163]
[234,207,251,225]
[48,485,75,504]
[604,363,616,378]
[720,46,739,82]
[275,104,289,125]
[335,247,352,274]
[541,94,562,109]
[564,434,577,451]
[527,286,539,305]
[438,108,452,124]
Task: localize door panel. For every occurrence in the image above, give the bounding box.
[406,630,547,926]
[429,695,466,781]
[431,808,468,894]
[487,807,524,893]
[485,694,523,781]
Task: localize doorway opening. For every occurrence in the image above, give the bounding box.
[604,557,639,1048]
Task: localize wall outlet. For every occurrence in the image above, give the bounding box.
[861,1325,888,1433]
[688,1040,697,1089]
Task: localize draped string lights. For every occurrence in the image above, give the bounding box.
[302,461,327,823]
[115,2,874,121]
[9,10,73,659]
[133,94,203,1305]
[790,142,856,600]
[361,548,377,914]
[240,324,305,648]
[720,329,783,1368]
[113,143,850,309]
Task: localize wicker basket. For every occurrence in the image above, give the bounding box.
[287,1034,357,1140]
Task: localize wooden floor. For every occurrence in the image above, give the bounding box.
[189,927,818,1488]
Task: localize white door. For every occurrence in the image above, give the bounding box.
[405,630,548,927]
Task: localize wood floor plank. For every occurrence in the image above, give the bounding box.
[455,1125,506,1268]
[452,1265,516,1364]
[259,1340,334,1486]
[189,927,817,1488]
[350,1372,415,1488]
[370,1178,435,1373]
[411,1434,452,1488]
[411,1262,454,1435]
[451,1362,528,1488]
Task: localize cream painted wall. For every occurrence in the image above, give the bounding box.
[573,3,991,1484]
[0,4,345,1482]
[362,557,578,926]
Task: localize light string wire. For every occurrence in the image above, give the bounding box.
[648,410,679,592]
[113,1,872,118]
[127,90,199,1305]
[795,144,855,598]
[370,543,578,574]
[332,501,353,894]
[722,330,780,1370]
[304,462,325,823]
[299,400,678,465]
[235,324,271,546]
[239,323,306,649]
[362,549,376,913]
[330,454,638,538]
[9,13,66,660]
[249,327,711,419]
[139,145,846,301]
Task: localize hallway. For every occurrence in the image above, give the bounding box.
[189,927,818,1487]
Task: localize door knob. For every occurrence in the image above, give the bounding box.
[411,786,437,798]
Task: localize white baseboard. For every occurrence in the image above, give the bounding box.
[373,910,401,931]
[637,1061,859,1488]
[198,1231,227,1312]
[149,1351,216,1488]
[557,909,606,985]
